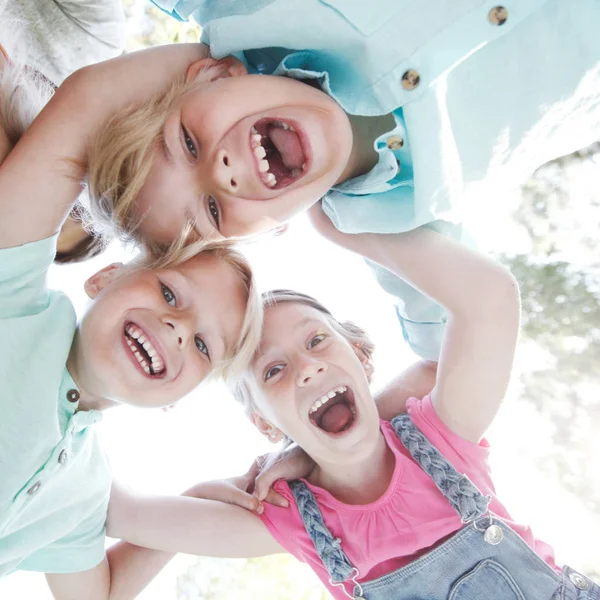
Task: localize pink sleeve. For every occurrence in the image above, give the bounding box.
[405,395,492,480]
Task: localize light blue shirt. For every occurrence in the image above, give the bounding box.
[151,0,600,359]
[0,236,111,576]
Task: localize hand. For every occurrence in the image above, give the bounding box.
[251,446,315,507]
[308,202,372,255]
[183,470,266,514]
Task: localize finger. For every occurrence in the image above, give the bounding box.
[229,488,264,514]
[254,470,279,502]
[263,488,289,508]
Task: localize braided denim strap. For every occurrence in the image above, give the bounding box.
[391,413,490,522]
[289,480,355,583]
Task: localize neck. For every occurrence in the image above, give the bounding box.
[66,340,119,413]
[335,113,396,186]
[309,430,396,505]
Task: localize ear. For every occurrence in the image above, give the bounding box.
[354,344,374,377]
[185,56,248,84]
[251,412,284,444]
[84,263,124,299]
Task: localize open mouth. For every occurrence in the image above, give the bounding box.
[123,322,166,378]
[250,119,307,190]
[308,386,357,435]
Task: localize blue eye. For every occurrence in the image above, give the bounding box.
[161,283,176,306]
[182,125,197,158]
[264,364,284,382]
[195,335,210,358]
[208,196,220,228]
[308,334,327,349]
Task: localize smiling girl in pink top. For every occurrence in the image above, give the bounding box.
[107,221,598,599]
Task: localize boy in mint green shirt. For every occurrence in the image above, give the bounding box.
[0,41,263,596]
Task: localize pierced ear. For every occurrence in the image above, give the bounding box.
[84,263,124,299]
[185,56,248,84]
[251,412,283,443]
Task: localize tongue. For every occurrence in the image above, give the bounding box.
[268,126,304,170]
[319,402,354,434]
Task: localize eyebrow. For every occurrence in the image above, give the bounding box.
[256,317,323,359]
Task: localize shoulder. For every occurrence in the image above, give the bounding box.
[403,396,491,471]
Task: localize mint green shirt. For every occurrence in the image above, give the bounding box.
[0,235,111,576]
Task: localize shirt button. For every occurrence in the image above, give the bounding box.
[488,6,508,26]
[568,572,590,591]
[401,69,420,90]
[386,135,404,150]
[27,482,41,495]
[58,450,68,465]
[66,389,80,403]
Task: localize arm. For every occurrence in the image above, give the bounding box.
[0,42,209,249]
[308,204,520,443]
[46,475,282,600]
[107,486,283,559]
[375,359,437,421]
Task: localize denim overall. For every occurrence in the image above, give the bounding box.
[290,414,599,600]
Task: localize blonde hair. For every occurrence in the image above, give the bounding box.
[231,289,375,417]
[87,63,226,248]
[131,238,263,382]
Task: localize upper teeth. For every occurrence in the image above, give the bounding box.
[125,323,164,376]
[309,386,346,414]
[250,122,305,188]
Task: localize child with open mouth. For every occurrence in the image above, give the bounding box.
[86,0,600,363]
[105,225,598,599]
[0,37,265,595]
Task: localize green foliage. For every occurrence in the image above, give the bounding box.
[496,145,600,578]
[122,0,202,50]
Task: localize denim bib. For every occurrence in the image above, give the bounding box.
[290,414,599,599]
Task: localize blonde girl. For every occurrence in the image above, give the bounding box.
[104,223,598,599]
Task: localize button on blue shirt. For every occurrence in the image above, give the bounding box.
[151,0,600,359]
[0,236,111,576]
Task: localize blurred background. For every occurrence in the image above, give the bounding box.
[1,2,599,598]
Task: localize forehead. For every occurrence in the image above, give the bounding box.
[260,302,329,346]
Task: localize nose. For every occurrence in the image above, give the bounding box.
[163,316,190,349]
[212,148,240,194]
[296,359,328,387]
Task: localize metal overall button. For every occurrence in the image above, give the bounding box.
[473,514,503,545]
[483,524,503,545]
[569,571,590,591]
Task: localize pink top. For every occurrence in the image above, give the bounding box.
[260,396,559,599]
